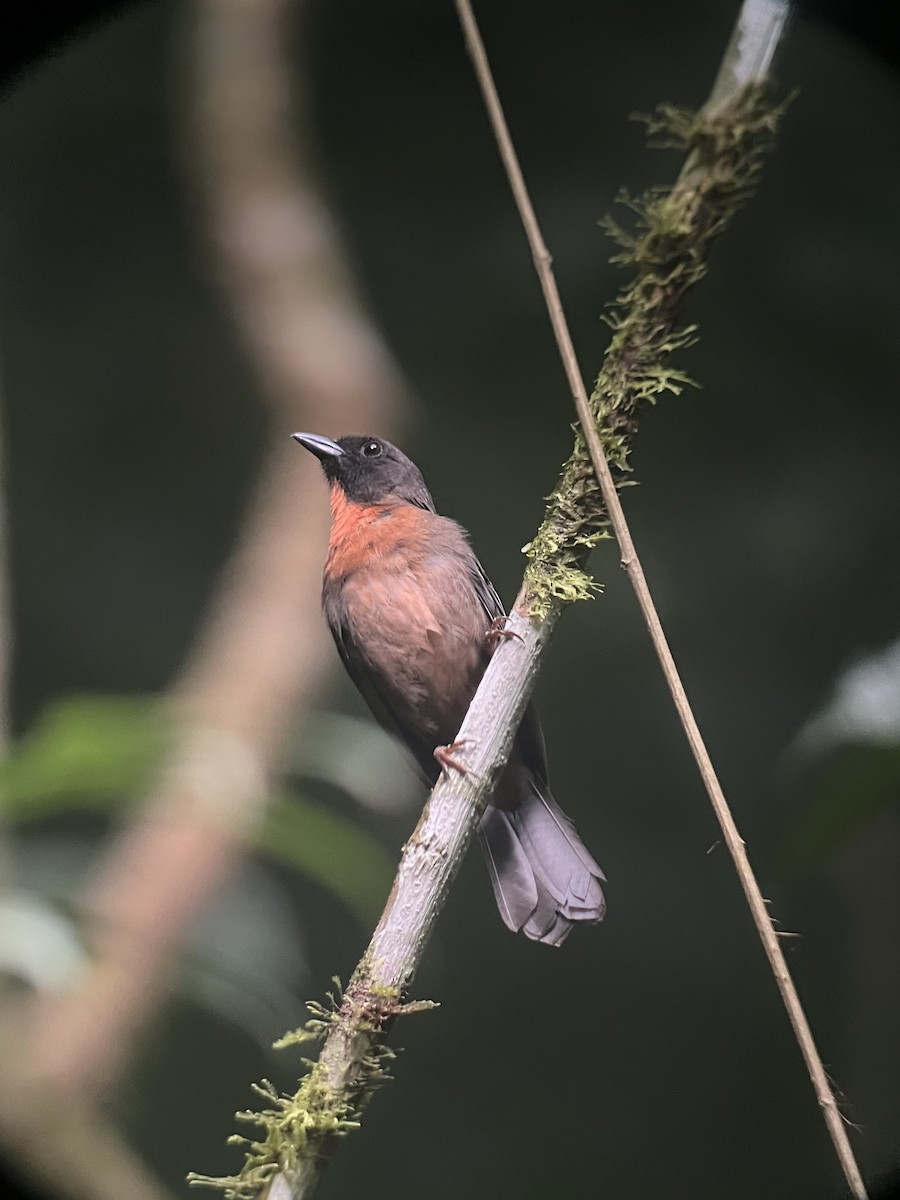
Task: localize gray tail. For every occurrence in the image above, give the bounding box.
[477,784,606,947]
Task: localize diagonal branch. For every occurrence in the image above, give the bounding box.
[187,5,842,1200]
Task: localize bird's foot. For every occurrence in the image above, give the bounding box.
[486,616,523,648]
[434,739,470,778]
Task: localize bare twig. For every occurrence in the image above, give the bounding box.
[18,0,403,1100]
[455,1,867,1198]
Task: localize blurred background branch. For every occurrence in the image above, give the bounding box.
[0,1074,177,1200]
[2,0,404,1145]
[18,0,404,1102]
[1,378,175,1200]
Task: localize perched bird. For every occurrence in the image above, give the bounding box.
[293,432,606,946]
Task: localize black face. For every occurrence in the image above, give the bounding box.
[291,433,436,511]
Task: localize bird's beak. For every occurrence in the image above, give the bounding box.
[291,432,345,460]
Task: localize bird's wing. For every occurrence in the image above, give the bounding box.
[516,701,549,787]
[324,587,440,784]
[465,549,550,786]
[467,554,506,624]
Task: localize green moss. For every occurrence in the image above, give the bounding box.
[188,980,410,1198]
[524,82,790,619]
[187,1064,363,1200]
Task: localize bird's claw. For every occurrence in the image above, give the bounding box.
[434,739,470,778]
[486,616,523,648]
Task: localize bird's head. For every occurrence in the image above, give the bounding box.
[292,433,435,511]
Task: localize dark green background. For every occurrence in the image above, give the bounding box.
[1,2,899,1198]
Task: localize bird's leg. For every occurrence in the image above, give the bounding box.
[485,615,523,649]
[434,739,470,777]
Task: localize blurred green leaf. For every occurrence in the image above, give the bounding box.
[0,889,87,989]
[290,711,420,813]
[178,862,308,1046]
[258,794,395,925]
[0,693,166,818]
[0,696,397,925]
[784,742,900,873]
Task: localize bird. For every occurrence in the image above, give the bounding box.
[293,432,606,946]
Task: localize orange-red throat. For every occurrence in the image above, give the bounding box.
[325,482,430,580]
[326,483,391,579]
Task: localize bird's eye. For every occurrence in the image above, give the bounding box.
[362,440,382,458]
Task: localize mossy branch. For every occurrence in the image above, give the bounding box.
[189,5,801,1200]
[191,610,556,1200]
[523,83,789,618]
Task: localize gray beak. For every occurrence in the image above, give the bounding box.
[291,432,345,460]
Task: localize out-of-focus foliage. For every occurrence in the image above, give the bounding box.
[289,711,421,814]
[1,694,402,925]
[0,889,87,990]
[1,848,310,1047]
[260,796,396,928]
[785,637,900,870]
[0,693,165,817]
[0,693,403,1071]
[788,745,900,873]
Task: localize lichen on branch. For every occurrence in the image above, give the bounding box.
[523,81,790,618]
